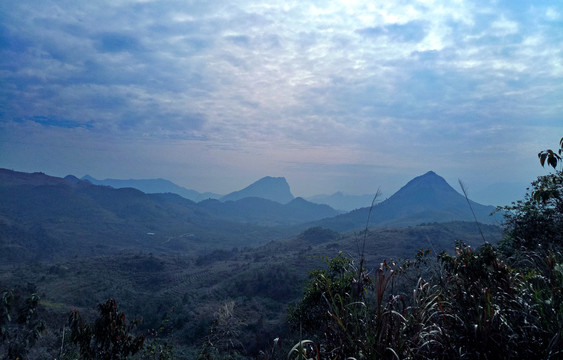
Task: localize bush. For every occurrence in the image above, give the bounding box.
[68,298,145,360]
[0,288,45,360]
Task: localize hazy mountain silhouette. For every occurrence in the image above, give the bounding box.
[307,192,376,211]
[199,196,340,226]
[0,169,503,263]
[81,175,221,201]
[0,169,289,263]
[221,176,294,204]
[307,171,501,232]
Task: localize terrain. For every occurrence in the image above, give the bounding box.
[0,168,504,358]
[82,175,222,202]
[1,221,502,358]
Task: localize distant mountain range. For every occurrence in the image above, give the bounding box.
[307,171,502,232]
[0,169,335,263]
[0,168,502,263]
[82,175,221,202]
[307,192,376,212]
[81,175,380,211]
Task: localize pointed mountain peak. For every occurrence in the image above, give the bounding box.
[422,170,438,177]
[385,171,460,208]
[403,171,449,188]
[221,176,294,204]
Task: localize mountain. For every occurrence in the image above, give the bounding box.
[307,171,502,232]
[221,176,294,204]
[0,169,290,264]
[81,175,221,202]
[307,192,376,211]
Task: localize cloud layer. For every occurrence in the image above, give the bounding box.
[1,0,562,204]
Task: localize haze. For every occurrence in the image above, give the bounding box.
[1,0,562,206]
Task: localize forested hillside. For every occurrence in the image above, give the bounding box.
[1,139,561,359]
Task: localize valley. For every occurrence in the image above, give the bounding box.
[0,168,505,358]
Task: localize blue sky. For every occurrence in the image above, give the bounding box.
[1,0,562,206]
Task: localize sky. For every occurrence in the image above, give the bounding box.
[1,0,562,206]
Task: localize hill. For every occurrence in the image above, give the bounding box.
[0,169,503,265]
[0,169,291,264]
[0,220,502,358]
[81,175,221,202]
[221,176,295,204]
[307,171,501,232]
[307,191,376,211]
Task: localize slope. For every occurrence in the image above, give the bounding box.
[0,169,290,264]
[308,171,501,232]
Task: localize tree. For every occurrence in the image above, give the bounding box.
[500,137,563,252]
[68,298,145,360]
[0,288,45,360]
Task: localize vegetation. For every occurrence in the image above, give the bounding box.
[285,137,563,359]
[67,298,145,360]
[1,139,561,359]
[0,286,45,360]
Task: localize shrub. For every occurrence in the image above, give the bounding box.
[68,298,145,360]
[0,288,45,360]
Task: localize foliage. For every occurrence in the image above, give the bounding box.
[289,253,411,359]
[538,137,563,170]
[286,137,563,359]
[499,175,563,253]
[197,301,245,360]
[0,287,45,360]
[438,244,543,358]
[299,227,341,244]
[68,298,145,360]
[134,311,174,360]
[500,138,563,253]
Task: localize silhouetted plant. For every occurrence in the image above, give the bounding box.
[500,137,563,254]
[68,298,145,360]
[0,288,45,360]
[198,301,245,360]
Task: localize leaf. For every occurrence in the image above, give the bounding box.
[548,156,558,169]
[539,152,547,167]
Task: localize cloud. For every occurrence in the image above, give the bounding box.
[23,116,94,129]
[1,0,562,197]
[356,21,428,42]
[95,32,144,53]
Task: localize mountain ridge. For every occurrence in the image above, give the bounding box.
[307,191,376,212]
[0,168,502,263]
[305,171,501,232]
[81,175,221,202]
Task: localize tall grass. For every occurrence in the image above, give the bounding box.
[286,176,563,359]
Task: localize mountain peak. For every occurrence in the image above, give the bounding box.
[64,175,81,184]
[401,171,450,189]
[221,176,294,204]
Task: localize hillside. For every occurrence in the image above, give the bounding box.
[0,169,503,265]
[0,221,503,358]
[199,196,340,226]
[0,170,291,263]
